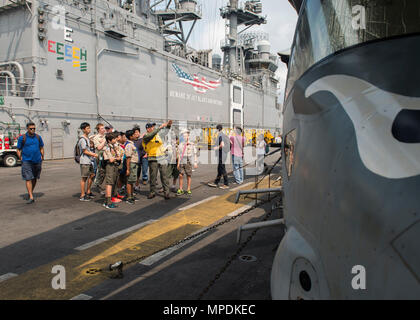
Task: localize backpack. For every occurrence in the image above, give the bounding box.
[74,137,89,164]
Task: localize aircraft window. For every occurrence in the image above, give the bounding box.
[285,0,420,99]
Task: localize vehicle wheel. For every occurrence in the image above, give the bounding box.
[4,154,18,167]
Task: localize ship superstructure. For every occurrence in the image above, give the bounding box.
[0,0,281,159]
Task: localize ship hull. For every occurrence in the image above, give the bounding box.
[0,2,281,159]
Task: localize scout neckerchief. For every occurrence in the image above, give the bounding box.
[180,138,189,163]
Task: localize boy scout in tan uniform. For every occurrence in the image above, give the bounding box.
[102,132,122,209]
[124,130,139,204]
[92,123,107,189]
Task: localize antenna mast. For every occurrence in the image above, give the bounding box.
[221,0,265,78]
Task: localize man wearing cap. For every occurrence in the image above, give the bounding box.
[142,120,172,199]
[105,125,114,134]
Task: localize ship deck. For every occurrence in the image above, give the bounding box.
[0,152,283,300]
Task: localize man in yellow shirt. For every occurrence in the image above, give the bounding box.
[142,120,172,199]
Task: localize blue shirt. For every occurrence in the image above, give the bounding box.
[17,133,44,163]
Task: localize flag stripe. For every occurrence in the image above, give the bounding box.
[172,63,221,93]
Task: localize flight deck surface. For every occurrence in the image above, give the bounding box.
[0,154,283,300]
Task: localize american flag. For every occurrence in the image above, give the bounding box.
[172,63,221,93]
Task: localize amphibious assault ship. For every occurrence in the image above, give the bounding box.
[0,0,281,160]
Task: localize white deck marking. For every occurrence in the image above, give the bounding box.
[0,273,18,283]
[227,201,261,217]
[75,220,157,251]
[230,182,254,192]
[139,228,208,266]
[70,294,92,300]
[177,196,218,211]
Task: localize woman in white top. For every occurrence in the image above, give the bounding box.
[256,134,266,175]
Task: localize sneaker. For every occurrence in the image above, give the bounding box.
[133,196,140,202]
[219,185,229,190]
[147,193,156,199]
[126,198,135,205]
[134,186,141,193]
[111,197,122,203]
[176,189,185,196]
[103,203,117,209]
[26,198,35,204]
[208,182,218,188]
[186,190,192,196]
[116,194,125,199]
[80,195,91,201]
[87,193,95,199]
[142,180,148,185]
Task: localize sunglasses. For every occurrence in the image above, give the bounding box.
[28,127,36,131]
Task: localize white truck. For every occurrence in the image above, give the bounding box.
[0,134,20,167]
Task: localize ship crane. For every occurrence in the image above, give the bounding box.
[152,0,202,58]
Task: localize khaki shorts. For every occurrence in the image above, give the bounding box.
[179,162,192,177]
[127,162,138,184]
[80,164,94,178]
[105,163,119,186]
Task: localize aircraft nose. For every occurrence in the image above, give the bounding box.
[392,109,420,143]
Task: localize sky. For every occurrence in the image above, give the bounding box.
[185,0,299,102]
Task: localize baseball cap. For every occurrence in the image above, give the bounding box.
[146,122,156,129]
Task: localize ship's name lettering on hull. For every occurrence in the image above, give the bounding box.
[170,90,223,106]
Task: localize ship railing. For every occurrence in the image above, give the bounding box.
[172,1,202,16]
[0,76,36,98]
[221,1,260,15]
[0,0,31,9]
[234,145,283,244]
[220,37,230,48]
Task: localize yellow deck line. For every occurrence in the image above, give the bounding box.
[0,178,277,300]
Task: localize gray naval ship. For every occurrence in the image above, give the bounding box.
[0,0,280,160]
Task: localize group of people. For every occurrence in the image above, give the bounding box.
[16,120,266,208]
[77,120,200,209]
